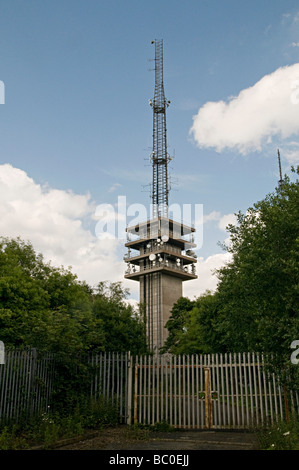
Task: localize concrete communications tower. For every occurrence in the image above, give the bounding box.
[124,40,197,351]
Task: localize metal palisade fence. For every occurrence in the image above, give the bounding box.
[0,350,298,428]
[0,349,130,424]
[0,349,55,422]
[89,351,129,423]
[128,353,299,429]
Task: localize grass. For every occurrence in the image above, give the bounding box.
[1,399,298,451]
[125,420,175,440]
[256,414,299,450]
[0,396,120,450]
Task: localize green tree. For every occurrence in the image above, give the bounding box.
[161,297,194,353]
[162,167,299,389]
[213,167,299,388]
[0,237,101,354]
[0,237,148,355]
[0,237,50,347]
[92,281,147,355]
[184,292,224,354]
[162,293,224,354]
[216,168,299,357]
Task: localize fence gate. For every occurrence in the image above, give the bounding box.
[127,353,299,429]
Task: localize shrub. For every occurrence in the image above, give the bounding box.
[257,414,299,450]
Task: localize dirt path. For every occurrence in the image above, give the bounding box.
[49,426,259,451]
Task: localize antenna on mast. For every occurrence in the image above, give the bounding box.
[277,148,284,187]
[150,39,171,219]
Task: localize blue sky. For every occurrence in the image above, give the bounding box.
[0,0,299,301]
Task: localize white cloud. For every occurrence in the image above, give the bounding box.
[183,253,232,299]
[282,13,291,21]
[189,63,299,155]
[124,298,139,311]
[203,210,221,223]
[283,148,299,164]
[203,210,237,231]
[218,213,237,231]
[279,142,299,165]
[108,183,122,193]
[281,11,299,24]
[0,164,135,292]
[0,164,236,304]
[291,42,299,47]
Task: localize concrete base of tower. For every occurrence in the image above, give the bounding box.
[140,272,182,352]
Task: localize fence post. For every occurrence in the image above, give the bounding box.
[127,352,132,425]
[204,367,212,429]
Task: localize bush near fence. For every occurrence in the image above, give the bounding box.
[0,349,129,425]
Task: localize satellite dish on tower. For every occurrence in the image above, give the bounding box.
[162,235,169,242]
[149,254,156,261]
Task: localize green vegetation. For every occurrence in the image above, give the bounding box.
[0,237,147,356]
[0,238,147,447]
[162,166,299,390]
[257,414,299,450]
[0,167,298,449]
[0,396,120,449]
[130,420,175,433]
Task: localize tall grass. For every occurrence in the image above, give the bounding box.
[0,396,120,450]
[256,414,299,450]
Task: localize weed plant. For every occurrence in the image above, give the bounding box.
[0,396,120,450]
[256,414,299,450]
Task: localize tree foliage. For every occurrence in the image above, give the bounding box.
[0,237,147,355]
[92,281,147,355]
[161,297,194,354]
[215,167,299,357]
[163,167,299,386]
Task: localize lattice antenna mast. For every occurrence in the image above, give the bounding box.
[277,148,284,187]
[149,39,171,219]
